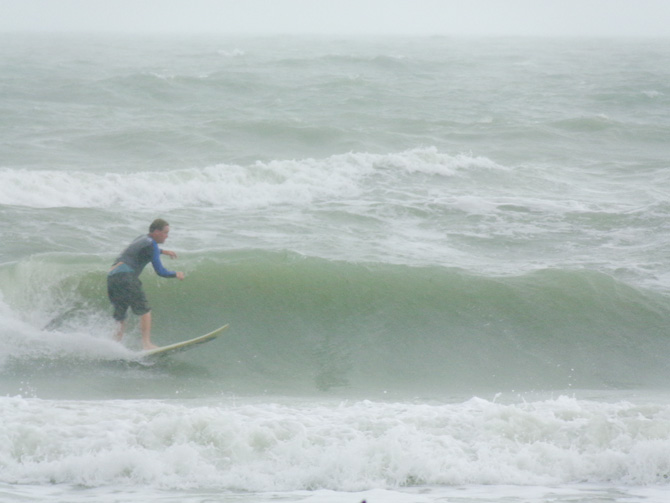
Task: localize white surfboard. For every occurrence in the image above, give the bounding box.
[142,324,230,359]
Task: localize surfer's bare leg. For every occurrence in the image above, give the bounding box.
[114,321,126,342]
[140,311,159,350]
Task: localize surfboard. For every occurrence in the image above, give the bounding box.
[142,324,229,359]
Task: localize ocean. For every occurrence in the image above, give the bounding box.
[2,33,670,502]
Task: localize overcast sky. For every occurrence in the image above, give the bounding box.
[2,0,669,37]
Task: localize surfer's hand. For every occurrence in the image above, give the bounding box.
[162,249,178,259]
[176,271,185,280]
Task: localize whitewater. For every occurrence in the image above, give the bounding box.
[2,34,670,502]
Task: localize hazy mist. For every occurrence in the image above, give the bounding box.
[2,0,669,37]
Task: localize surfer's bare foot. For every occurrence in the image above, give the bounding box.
[143,343,159,350]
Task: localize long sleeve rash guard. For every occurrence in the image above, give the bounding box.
[110,234,176,278]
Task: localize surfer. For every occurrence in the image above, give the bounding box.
[107,218,185,350]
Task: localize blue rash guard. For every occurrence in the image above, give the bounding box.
[109,234,176,278]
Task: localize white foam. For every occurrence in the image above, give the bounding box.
[0,310,131,363]
[0,149,497,211]
[2,395,670,490]
[0,273,132,363]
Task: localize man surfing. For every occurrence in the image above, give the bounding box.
[107,218,185,349]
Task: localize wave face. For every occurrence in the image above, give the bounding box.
[2,251,670,399]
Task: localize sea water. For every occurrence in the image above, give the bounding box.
[2,33,670,502]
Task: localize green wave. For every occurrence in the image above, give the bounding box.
[3,250,670,395]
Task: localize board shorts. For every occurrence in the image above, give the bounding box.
[107,272,151,321]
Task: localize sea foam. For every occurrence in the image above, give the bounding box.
[0,148,495,210]
[2,395,670,490]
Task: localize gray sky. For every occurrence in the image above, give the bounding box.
[2,0,669,37]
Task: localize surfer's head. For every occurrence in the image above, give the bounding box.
[149,218,170,243]
[149,218,169,233]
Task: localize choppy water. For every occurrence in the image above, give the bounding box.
[2,33,670,502]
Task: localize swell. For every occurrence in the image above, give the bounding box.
[2,250,670,394]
